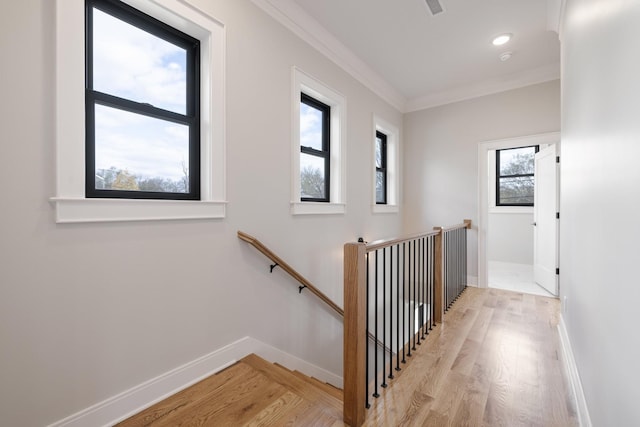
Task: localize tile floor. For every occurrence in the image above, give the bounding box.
[488,261,556,297]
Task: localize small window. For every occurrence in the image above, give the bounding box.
[86,0,200,200]
[300,93,330,202]
[496,145,539,206]
[375,131,387,204]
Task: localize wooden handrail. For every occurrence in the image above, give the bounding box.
[238,231,394,357]
[238,231,344,317]
[439,219,472,233]
[365,229,440,252]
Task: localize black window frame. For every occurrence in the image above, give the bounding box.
[375,130,388,205]
[85,0,201,200]
[496,145,539,207]
[300,93,330,203]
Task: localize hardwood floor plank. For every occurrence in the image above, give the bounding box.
[152,368,285,426]
[115,362,256,427]
[242,390,304,427]
[241,354,343,416]
[118,287,577,427]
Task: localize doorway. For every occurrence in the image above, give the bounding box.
[477,132,560,297]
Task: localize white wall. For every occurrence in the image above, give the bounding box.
[0,1,403,425]
[561,0,640,425]
[487,213,533,264]
[403,80,560,279]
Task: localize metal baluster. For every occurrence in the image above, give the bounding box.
[402,242,406,364]
[443,232,447,311]
[395,243,401,371]
[412,239,417,352]
[388,246,395,379]
[373,251,379,399]
[464,228,467,290]
[420,237,427,340]
[416,238,421,346]
[407,240,412,358]
[430,236,434,330]
[381,248,387,388]
[365,252,370,408]
[458,229,462,298]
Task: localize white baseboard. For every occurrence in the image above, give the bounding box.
[467,275,478,286]
[558,316,592,427]
[251,338,343,388]
[47,336,342,427]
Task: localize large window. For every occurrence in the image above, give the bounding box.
[54,0,226,223]
[496,145,539,206]
[375,131,387,204]
[86,0,200,200]
[299,93,330,202]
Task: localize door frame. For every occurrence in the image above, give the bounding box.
[477,132,560,288]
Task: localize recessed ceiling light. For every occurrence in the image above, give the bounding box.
[492,33,512,46]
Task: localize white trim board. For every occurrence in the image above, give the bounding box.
[47,337,342,427]
[558,316,593,427]
[250,0,405,112]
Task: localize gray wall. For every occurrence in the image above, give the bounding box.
[0,1,403,425]
[488,213,533,265]
[403,80,560,279]
[561,0,640,424]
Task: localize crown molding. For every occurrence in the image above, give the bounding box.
[251,0,561,114]
[547,0,568,40]
[405,62,561,112]
[251,0,407,112]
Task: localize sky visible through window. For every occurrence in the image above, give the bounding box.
[300,103,323,151]
[92,7,189,188]
[299,101,326,199]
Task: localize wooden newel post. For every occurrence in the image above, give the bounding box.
[343,242,367,427]
[433,227,444,324]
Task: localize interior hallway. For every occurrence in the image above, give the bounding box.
[364,287,576,426]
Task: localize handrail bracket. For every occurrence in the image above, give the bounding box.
[270,262,279,273]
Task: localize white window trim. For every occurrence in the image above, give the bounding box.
[52,0,227,223]
[291,67,346,215]
[372,115,399,214]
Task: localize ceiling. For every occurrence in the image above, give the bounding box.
[254,0,561,112]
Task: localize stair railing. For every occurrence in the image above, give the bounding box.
[238,231,343,316]
[343,220,471,427]
[238,231,393,354]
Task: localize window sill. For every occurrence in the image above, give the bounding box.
[489,206,533,214]
[372,204,399,214]
[50,198,227,223]
[290,202,345,215]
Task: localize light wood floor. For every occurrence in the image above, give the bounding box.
[116,287,577,426]
[363,287,578,426]
[115,353,344,427]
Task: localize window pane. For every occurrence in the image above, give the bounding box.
[94,104,190,193]
[376,170,386,204]
[300,102,324,151]
[300,153,326,199]
[499,146,535,176]
[93,8,187,114]
[376,137,383,168]
[498,176,534,204]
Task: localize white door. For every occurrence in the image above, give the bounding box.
[534,145,558,295]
